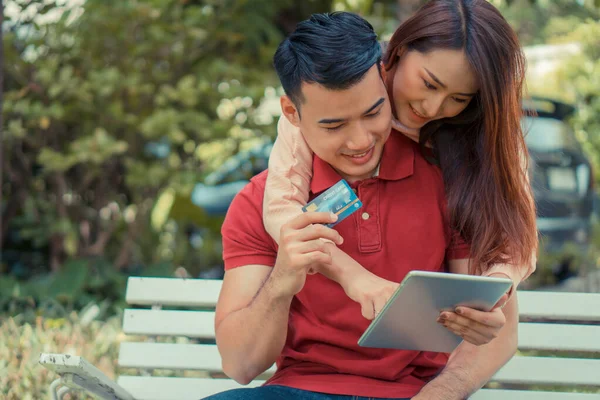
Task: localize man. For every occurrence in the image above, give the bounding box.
[207,12,517,400]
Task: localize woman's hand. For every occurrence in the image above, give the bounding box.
[437,304,506,346]
[343,270,399,320]
[437,273,511,346]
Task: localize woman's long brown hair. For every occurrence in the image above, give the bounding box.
[385,0,537,274]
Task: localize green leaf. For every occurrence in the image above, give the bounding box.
[38,148,77,172]
[7,119,26,139]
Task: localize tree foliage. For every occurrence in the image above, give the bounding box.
[561,21,600,185]
[2,0,294,274]
[492,0,599,45]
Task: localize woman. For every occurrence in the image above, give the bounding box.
[262,0,537,345]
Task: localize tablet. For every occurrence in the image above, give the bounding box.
[357,270,512,353]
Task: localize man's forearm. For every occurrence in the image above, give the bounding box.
[415,294,519,399]
[216,272,293,384]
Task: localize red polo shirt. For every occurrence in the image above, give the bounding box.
[221,130,470,398]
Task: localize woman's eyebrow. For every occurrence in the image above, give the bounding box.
[424,67,447,88]
[424,67,476,97]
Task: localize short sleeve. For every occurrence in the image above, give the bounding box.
[222,176,278,270]
[445,230,471,260]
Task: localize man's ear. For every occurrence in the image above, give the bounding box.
[280,95,301,128]
[379,61,387,82]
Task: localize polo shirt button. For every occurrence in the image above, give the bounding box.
[362,212,370,220]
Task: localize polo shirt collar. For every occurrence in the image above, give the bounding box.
[310,129,415,194]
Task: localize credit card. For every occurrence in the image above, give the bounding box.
[302,179,363,228]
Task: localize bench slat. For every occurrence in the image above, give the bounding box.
[518,323,600,352]
[116,376,600,400]
[119,343,600,387]
[122,309,214,338]
[494,356,600,386]
[125,278,600,322]
[122,309,600,353]
[126,277,222,308]
[119,342,276,374]
[518,291,600,321]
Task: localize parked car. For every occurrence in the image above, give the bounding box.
[191,140,273,216]
[523,97,594,277]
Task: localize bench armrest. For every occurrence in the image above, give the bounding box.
[40,353,135,400]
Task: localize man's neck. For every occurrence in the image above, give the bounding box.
[336,163,381,185]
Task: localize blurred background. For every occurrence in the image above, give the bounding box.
[0,0,599,397]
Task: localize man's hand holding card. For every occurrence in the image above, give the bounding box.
[302,179,363,227]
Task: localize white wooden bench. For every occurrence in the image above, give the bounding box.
[40,277,600,400]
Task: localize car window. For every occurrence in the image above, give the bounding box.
[522,116,581,152]
[204,141,272,185]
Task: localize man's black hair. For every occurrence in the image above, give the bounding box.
[273,12,381,108]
